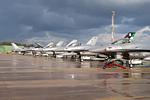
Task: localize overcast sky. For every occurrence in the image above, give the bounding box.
[0,0,150,45]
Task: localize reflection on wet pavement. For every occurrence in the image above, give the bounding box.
[0,54,150,100]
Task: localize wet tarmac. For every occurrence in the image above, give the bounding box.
[0,54,150,100]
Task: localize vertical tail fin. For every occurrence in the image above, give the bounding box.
[111,32,136,44]
[124,32,136,40]
[86,36,98,46]
[11,43,21,50]
[35,43,43,48]
[56,41,64,47]
[66,40,78,47]
[44,42,54,48]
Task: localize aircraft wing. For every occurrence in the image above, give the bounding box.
[90,48,150,59]
[105,49,150,53]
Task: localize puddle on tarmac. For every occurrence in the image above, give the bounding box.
[0,72,149,81]
[0,55,149,81]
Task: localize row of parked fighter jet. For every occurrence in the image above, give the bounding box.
[11,32,150,67]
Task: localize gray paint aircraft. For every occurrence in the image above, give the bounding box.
[41,40,79,57]
[61,36,98,59]
[91,32,150,67]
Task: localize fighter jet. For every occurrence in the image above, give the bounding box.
[11,43,35,55]
[91,32,150,67]
[62,36,98,59]
[105,43,150,66]
[42,39,79,57]
[11,41,61,55]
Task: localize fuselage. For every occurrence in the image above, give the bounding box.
[64,45,92,52]
[105,43,150,59]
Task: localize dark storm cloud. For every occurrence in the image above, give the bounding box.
[0,0,150,43]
